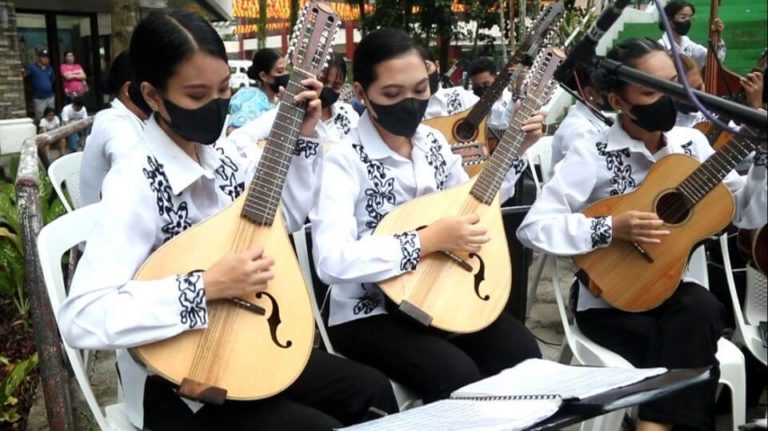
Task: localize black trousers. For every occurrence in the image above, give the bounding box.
[142,349,398,431]
[328,311,542,403]
[574,282,725,431]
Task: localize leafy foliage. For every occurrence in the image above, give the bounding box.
[0,353,38,424]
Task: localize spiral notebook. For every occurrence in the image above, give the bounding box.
[339,359,667,431]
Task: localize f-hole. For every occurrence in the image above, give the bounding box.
[454,119,478,142]
[655,190,691,225]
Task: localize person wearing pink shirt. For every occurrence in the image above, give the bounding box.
[60,51,87,100]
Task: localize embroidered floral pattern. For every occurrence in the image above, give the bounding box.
[353,143,396,229]
[333,106,353,135]
[394,231,421,271]
[143,156,191,242]
[293,137,319,159]
[425,132,448,190]
[446,89,464,115]
[755,148,767,167]
[596,142,636,196]
[511,155,527,175]
[213,146,244,202]
[590,216,612,249]
[352,286,382,315]
[681,141,694,156]
[177,271,207,328]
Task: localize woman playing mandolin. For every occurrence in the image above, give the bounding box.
[517,38,767,431]
[57,10,397,431]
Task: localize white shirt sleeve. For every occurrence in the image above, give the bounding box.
[228,108,277,160]
[57,167,209,350]
[487,89,515,130]
[517,143,610,256]
[61,105,71,123]
[280,136,322,233]
[310,146,421,285]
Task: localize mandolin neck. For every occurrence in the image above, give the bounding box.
[678,126,757,206]
[242,69,313,225]
[470,95,540,204]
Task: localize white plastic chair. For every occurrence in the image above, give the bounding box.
[291,224,422,412]
[548,243,746,431]
[524,136,555,318]
[718,234,767,365]
[47,151,84,212]
[37,204,136,430]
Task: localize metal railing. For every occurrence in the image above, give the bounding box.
[14,117,93,431]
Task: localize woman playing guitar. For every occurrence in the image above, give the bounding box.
[311,28,545,403]
[57,10,397,430]
[517,38,767,431]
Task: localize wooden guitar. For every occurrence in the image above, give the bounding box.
[423,1,564,161]
[738,225,768,275]
[573,127,761,312]
[702,0,742,98]
[451,141,489,177]
[373,48,565,333]
[130,2,339,403]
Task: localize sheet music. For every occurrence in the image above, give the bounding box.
[338,398,562,431]
[453,359,667,401]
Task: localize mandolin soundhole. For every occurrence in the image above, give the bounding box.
[454,120,477,141]
[655,190,691,225]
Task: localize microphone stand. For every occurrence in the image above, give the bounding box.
[593,57,768,134]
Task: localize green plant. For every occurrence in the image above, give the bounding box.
[0,161,66,319]
[0,353,38,424]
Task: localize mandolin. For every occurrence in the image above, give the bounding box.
[373,48,564,333]
[451,141,489,177]
[738,225,768,275]
[573,127,761,312]
[130,2,339,403]
[423,1,564,168]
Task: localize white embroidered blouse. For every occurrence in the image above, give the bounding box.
[550,101,611,179]
[658,34,726,70]
[424,86,517,130]
[57,116,321,428]
[517,121,767,311]
[310,111,528,327]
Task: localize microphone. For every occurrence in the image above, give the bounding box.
[554,0,633,83]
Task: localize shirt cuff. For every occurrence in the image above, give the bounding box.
[293,135,320,160]
[589,216,612,250]
[176,271,208,330]
[393,230,422,272]
[754,148,767,169]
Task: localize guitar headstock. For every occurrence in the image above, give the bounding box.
[286,1,340,76]
[522,47,566,105]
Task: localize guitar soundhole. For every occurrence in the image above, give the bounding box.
[655,190,691,225]
[454,120,477,141]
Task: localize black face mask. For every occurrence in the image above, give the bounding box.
[673,20,692,36]
[368,96,429,137]
[159,97,229,145]
[320,87,340,108]
[268,73,290,93]
[428,72,440,95]
[674,98,699,115]
[625,95,677,132]
[128,83,152,118]
[473,86,487,98]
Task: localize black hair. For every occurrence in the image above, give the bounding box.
[247,48,281,81]
[43,106,56,116]
[417,45,436,63]
[470,57,497,77]
[72,96,85,107]
[353,28,424,90]
[64,50,74,57]
[129,9,227,91]
[324,52,347,82]
[106,50,133,95]
[659,1,695,30]
[591,37,668,94]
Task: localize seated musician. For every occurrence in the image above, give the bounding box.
[517,38,767,431]
[310,28,544,404]
[57,10,397,430]
[658,0,725,69]
[468,57,524,130]
[550,63,612,177]
[229,52,358,154]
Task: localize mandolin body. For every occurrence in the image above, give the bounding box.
[131,194,314,400]
[424,111,490,176]
[573,154,735,312]
[373,179,511,333]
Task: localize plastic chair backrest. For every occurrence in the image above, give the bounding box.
[48,151,84,212]
[745,266,767,327]
[687,244,710,290]
[525,136,554,190]
[37,204,115,430]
